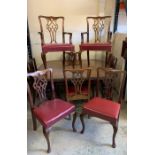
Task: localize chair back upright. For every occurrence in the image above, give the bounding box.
[85,16,112,43]
[27,68,55,109]
[63,68,92,102]
[97,67,126,104]
[38,16,65,44]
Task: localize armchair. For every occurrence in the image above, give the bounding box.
[80,16,112,67]
[38,16,75,69]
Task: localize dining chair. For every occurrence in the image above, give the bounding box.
[79,67,126,148]
[79,16,112,67]
[38,16,75,69]
[63,67,92,131]
[27,68,75,153]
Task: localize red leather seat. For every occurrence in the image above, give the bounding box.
[42,43,74,53]
[80,43,112,51]
[83,97,120,122]
[68,86,89,96]
[33,99,75,128]
[27,68,76,153]
[78,68,126,148]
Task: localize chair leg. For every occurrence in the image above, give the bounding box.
[63,52,65,69]
[43,127,51,153]
[112,122,118,148]
[87,50,90,67]
[41,53,47,69]
[79,52,82,68]
[72,112,77,132]
[30,110,37,130]
[80,113,85,134]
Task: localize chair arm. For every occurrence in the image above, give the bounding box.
[81,32,88,43]
[38,32,44,45]
[63,32,72,44]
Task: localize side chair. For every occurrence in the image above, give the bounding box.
[79,67,126,148]
[27,68,75,153]
[63,68,92,131]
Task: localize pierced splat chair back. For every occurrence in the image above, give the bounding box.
[27,68,55,108]
[82,16,112,44]
[38,16,65,44]
[97,67,126,103]
[63,68,91,102]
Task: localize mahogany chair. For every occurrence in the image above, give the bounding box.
[38,16,75,69]
[27,68,75,153]
[63,68,92,131]
[79,16,112,67]
[79,67,126,148]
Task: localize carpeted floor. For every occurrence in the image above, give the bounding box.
[27,103,127,155]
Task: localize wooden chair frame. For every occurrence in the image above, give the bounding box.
[63,68,92,131]
[38,16,75,69]
[80,16,112,67]
[79,68,126,148]
[27,68,75,153]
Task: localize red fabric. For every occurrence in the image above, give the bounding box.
[68,86,88,96]
[33,99,75,128]
[42,43,74,53]
[80,43,112,51]
[83,97,120,121]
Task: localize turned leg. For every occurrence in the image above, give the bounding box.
[80,113,85,134]
[79,52,82,68]
[72,112,77,132]
[112,122,118,148]
[105,52,108,67]
[43,127,51,153]
[63,52,65,69]
[41,53,47,69]
[87,50,90,67]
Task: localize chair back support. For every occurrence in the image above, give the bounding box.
[97,68,126,103]
[63,68,91,101]
[86,16,111,43]
[105,54,117,69]
[38,16,65,44]
[27,68,55,108]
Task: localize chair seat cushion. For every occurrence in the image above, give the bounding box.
[80,42,112,51]
[42,43,74,53]
[68,86,88,96]
[33,98,75,128]
[83,97,120,122]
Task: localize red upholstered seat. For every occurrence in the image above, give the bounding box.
[80,43,112,51]
[33,98,75,128]
[42,43,74,53]
[68,86,89,96]
[83,97,120,122]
